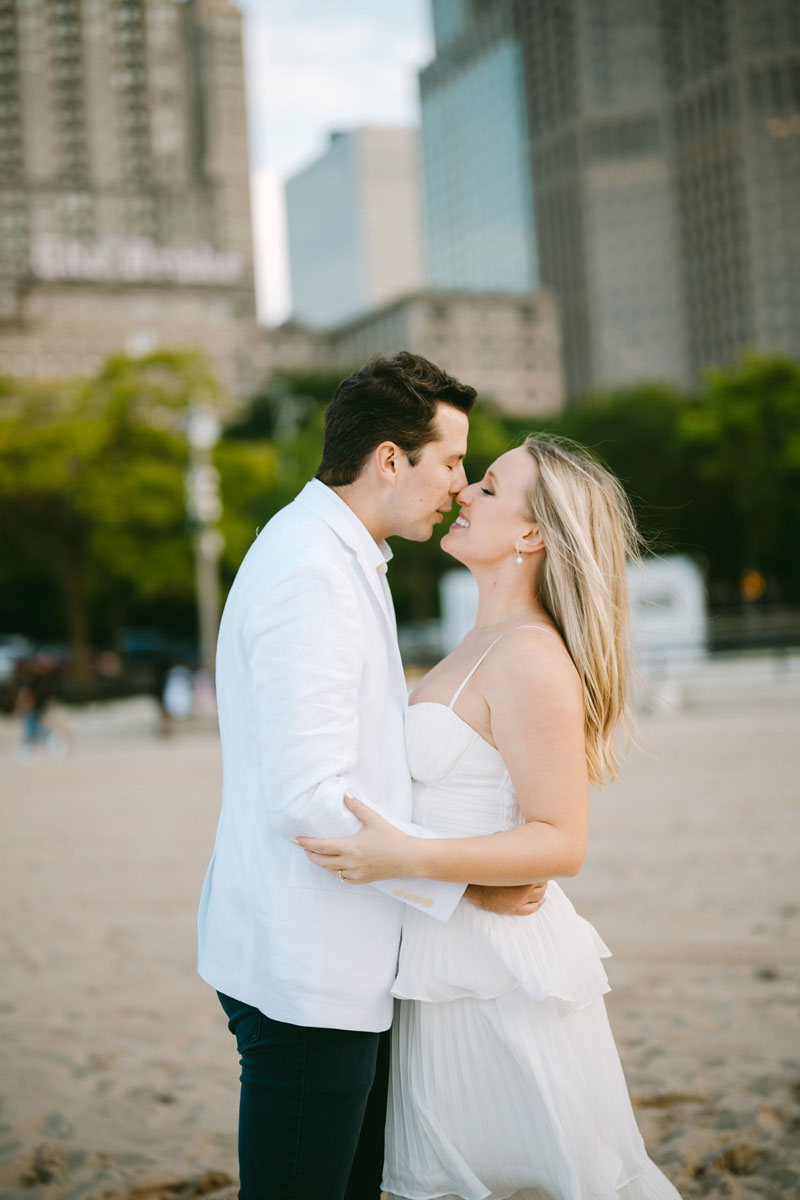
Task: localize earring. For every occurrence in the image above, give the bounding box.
[515,546,523,565]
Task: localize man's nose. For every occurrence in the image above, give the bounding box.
[454,478,471,503]
[451,465,468,493]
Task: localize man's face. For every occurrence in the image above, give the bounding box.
[388,403,469,541]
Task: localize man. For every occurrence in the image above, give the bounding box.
[198,353,545,1200]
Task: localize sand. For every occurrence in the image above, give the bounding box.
[0,693,798,1200]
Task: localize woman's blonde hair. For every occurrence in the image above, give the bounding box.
[523,433,643,787]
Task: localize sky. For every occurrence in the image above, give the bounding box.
[235,0,435,324]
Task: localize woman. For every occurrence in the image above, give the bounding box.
[299,435,682,1199]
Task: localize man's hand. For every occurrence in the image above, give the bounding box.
[465,881,548,916]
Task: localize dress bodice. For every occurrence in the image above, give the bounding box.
[404,701,521,837]
[404,625,550,837]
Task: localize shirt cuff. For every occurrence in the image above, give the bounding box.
[363,800,467,922]
[372,875,466,922]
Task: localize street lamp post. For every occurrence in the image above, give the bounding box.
[186,406,223,683]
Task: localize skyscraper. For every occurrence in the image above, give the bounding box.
[0,0,256,389]
[664,1,800,379]
[518,0,800,396]
[285,127,425,328]
[516,0,687,396]
[422,0,800,398]
[419,0,538,293]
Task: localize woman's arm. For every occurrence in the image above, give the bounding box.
[299,631,590,886]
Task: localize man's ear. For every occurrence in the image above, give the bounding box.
[375,442,400,486]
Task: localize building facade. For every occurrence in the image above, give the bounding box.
[420,0,538,293]
[664,0,800,379]
[422,0,800,398]
[516,0,687,397]
[324,289,563,417]
[520,0,800,396]
[285,127,425,328]
[0,0,256,394]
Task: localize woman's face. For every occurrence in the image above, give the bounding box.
[441,446,538,568]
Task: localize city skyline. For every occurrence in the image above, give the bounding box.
[236,0,433,323]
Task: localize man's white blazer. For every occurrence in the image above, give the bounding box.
[198,479,464,1032]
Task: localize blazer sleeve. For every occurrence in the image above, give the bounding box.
[243,560,465,923]
[243,560,365,842]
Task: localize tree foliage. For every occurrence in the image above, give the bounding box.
[0,352,222,681]
[679,355,800,591]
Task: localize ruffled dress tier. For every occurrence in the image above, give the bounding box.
[382,651,682,1200]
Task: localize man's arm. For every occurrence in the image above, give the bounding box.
[244,562,364,843]
[244,562,465,920]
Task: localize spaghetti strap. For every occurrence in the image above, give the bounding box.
[447,625,559,710]
[448,635,504,709]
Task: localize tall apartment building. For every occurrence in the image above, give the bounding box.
[419,0,538,292]
[285,127,425,328]
[664,1,800,379]
[516,0,687,396]
[0,0,256,392]
[422,0,800,398]
[518,0,800,396]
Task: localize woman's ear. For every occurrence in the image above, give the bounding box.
[521,525,545,554]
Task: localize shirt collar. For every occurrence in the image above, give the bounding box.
[297,479,393,574]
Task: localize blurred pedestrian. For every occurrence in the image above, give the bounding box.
[15,652,64,755]
[163,664,193,721]
[151,655,174,737]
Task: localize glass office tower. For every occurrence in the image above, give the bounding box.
[286,127,424,328]
[424,0,800,398]
[420,0,538,293]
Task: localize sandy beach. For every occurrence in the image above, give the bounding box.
[1,688,798,1200]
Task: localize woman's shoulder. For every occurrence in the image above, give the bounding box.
[484,625,582,710]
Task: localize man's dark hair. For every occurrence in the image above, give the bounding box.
[315,352,477,486]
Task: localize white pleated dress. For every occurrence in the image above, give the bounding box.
[382,637,682,1200]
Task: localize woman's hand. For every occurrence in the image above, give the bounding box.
[296,794,418,883]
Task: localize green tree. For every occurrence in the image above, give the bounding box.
[679,354,800,598]
[0,351,223,686]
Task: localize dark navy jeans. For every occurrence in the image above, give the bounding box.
[217,992,390,1200]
